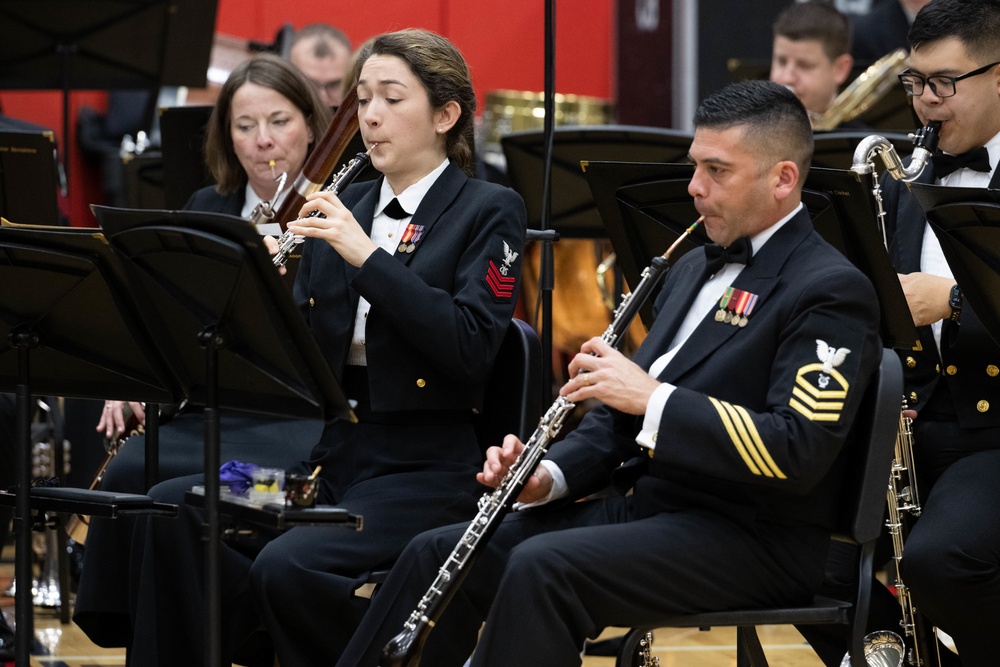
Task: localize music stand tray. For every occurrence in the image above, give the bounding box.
[502,125,693,237]
[910,183,1000,346]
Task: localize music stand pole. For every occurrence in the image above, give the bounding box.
[201,328,224,667]
[539,0,556,399]
[12,330,36,667]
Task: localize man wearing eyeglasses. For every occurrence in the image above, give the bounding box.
[878,1,1000,664]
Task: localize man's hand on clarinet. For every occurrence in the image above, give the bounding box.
[561,337,660,415]
[477,434,553,504]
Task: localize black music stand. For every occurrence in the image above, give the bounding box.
[0,222,181,665]
[583,161,919,350]
[501,126,693,395]
[93,205,357,667]
[909,183,1000,345]
[501,125,694,236]
[812,131,912,171]
[0,0,217,182]
[583,161,705,330]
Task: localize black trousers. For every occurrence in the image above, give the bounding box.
[901,421,1000,667]
[337,495,830,667]
[72,411,322,647]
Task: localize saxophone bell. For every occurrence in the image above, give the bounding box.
[840,631,905,667]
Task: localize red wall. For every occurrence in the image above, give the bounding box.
[0,0,614,227]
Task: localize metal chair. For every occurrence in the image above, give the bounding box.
[615,349,903,667]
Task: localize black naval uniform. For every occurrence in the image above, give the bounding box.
[879,156,1000,666]
[335,206,882,667]
[126,162,527,667]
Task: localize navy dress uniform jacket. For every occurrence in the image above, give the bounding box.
[296,162,526,414]
[548,207,883,531]
[880,164,1000,428]
[183,185,244,217]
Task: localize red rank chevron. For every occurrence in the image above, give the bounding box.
[485,260,516,300]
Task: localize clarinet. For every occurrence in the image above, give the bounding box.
[380,218,704,667]
[272,149,373,267]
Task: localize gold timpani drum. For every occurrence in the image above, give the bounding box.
[478,89,615,165]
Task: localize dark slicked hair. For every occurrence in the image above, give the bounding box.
[351,29,477,176]
[694,79,814,178]
[773,0,852,61]
[909,0,1000,64]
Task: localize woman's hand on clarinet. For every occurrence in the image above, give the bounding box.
[477,434,553,504]
[262,235,287,276]
[96,400,145,441]
[561,337,660,415]
[291,191,378,267]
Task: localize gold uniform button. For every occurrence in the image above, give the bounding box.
[935,364,941,374]
[978,400,990,412]
[309,297,315,307]
[905,356,917,368]
[416,378,426,388]
[646,447,654,459]
[988,365,999,377]
[909,391,918,404]
[946,365,958,376]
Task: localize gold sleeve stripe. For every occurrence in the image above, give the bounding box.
[733,404,787,479]
[720,401,774,478]
[791,386,845,412]
[708,397,762,476]
[789,399,842,422]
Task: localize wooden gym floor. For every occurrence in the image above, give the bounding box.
[1,553,825,667]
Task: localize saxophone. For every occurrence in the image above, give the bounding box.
[638,631,660,667]
[851,122,940,248]
[380,218,703,667]
[272,149,373,267]
[885,406,938,667]
[840,124,942,667]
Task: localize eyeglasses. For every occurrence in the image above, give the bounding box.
[898,61,1000,98]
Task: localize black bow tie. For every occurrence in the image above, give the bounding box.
[381,197,410,220]
[703,236,754,276]
[931,147,992,178]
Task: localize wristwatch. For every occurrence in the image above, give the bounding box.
[949,284,963,324]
